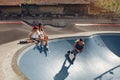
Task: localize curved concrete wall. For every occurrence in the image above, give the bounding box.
[18,33,120,80]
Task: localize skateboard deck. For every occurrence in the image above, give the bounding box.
[65,50,75,64]
[19,40,28,44]
[69,53,74,60]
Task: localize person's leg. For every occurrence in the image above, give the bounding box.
[44,35,48,49]
[40,38,44,46]
[26,38,34,43]
[20,38,35,44]
[38,39,44,50]
[44,39,48,45]
[72,56,76,64]
[44,35,48,40]
[71,49,78,64]
[72,49,78,54]
[32,38,40,44]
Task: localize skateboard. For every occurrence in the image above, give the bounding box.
[19,39,40,44]
[65,50,75,64]
[19,40,28,44]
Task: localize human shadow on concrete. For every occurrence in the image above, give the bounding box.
[33,44,48,56]
[54,59,71,80]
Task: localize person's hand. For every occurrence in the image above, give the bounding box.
[77,49,80,53]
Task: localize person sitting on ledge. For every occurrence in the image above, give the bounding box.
[20,26,44,49]
[38,23,49,50]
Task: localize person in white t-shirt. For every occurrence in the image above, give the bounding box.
[27,26,44,47]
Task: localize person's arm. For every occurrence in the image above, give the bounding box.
[41,26,48,36]
[79,42,85,52]
[74,41,80,53]
[79,46,83,52]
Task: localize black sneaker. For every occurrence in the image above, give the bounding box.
[71,61,74,64]
[67,50,72,54]
[20,41,27,44]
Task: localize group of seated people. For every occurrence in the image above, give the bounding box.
[20,23,48,50]
[20,23,85,64]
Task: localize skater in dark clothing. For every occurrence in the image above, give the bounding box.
[67,38,85,64]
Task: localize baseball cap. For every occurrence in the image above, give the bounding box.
[33,26,38,29]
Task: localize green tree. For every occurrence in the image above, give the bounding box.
[97,0,120,17]
[26,0,32,4]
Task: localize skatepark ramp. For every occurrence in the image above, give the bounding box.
[0,21,32,44]
[17,33,120,80]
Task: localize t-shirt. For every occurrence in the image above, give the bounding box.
[31,30,40,39]
[75,40,84,50]
[75,43,83,50]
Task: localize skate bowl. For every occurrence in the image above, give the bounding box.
[17,33,120,80]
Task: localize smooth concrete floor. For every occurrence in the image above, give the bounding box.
[18,33,120,80]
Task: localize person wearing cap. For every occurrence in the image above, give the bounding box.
[67,38,85,64]
[38,23,49,49]
[26,26,44,47]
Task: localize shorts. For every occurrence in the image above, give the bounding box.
[72,49,78,56]
[32,38,40,43]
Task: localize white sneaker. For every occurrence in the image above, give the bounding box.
[46,46,49,50]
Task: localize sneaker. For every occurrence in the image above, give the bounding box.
[41,46,44,50]
[67,50,71,54]
[34,41,39,44]
[46,46,49,50]
[67,50,72,55]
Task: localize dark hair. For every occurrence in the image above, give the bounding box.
[38,23,42,26]
[79,38,83,41]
